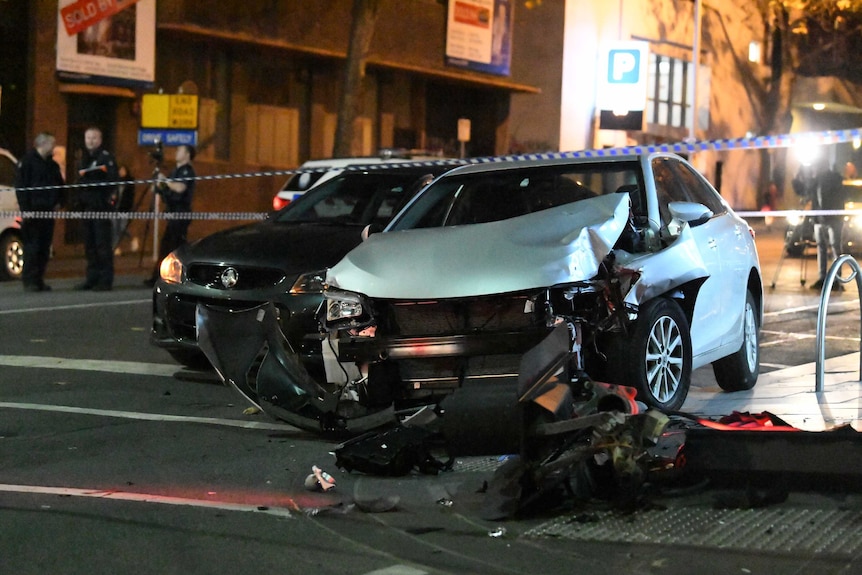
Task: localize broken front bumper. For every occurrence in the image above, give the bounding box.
[196,302,396,433]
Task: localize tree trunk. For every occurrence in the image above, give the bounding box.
[765,5,799,202]
[333,0,381,158]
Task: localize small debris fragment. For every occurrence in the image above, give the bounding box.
[436,498,453,507]
[488,527,507,538]
[311,465,336,491]
[243,406,261,415]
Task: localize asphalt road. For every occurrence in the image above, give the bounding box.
[1,225,861,574]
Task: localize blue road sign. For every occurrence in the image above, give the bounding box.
[138,129,198,147]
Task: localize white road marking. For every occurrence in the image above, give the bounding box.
[362,567,429,575]
[0,484,295,517]
[0,355,181,377]
[0,298,149,315]
[0,402,299,432]
[763,299,859,318]
[760,362,793,369]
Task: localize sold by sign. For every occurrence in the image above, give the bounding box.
[60,0,142,37]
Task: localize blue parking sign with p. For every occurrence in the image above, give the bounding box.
[608,49,640,84]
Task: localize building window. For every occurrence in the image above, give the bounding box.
[647,54,693,129]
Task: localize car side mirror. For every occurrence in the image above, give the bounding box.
[362,223,383,241]
[668,201,712,227]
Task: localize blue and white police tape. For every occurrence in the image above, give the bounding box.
[2,209,856,222]
[5,126,861,221]
[0,210,267,221]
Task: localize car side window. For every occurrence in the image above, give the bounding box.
[651,158,684,225]
[671,160,726,215]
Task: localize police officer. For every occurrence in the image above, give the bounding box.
[147,144,196,285]
[75,126,118,291]
[15,132,64,292]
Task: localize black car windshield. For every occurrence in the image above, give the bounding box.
[274,169,436,226]
[388,161,643,231]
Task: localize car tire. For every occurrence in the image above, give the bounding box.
[712,290,759,392]
[611,297,692,412]
[0,230,24,281]
[167,348,212,370]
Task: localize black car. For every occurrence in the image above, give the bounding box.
[151,164,455,368]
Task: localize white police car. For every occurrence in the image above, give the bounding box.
[271,150,449,211]
[0,147,23,281]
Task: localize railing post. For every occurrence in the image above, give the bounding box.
[815,254,862,392]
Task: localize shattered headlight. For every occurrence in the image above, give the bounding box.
[290,270,326,294]
[159,252,185,284]
[323,289,372,329]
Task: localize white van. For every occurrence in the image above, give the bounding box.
[271,149,449,211]
[0,148,23,281]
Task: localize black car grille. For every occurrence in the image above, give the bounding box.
[187,264,286,290]
[382,293,538,337]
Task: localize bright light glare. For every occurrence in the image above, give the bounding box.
[748,41,761,63]
[795,141,821,166]
[786,212,804,226]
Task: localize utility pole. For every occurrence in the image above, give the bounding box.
[690,0,702,143]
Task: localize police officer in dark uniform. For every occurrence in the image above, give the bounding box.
[147,144,196,285]
[75,126,118,291]
[15,132,64,292]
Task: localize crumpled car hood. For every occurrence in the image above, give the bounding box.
[327,193,630,299]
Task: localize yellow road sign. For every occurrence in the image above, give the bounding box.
[142,94,198,129]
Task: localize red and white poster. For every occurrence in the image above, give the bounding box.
[445,0,512,76]
[56,0,156,89]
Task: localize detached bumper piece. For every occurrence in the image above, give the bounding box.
[196,302,395,433]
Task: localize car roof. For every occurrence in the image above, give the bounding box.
[435,153,648,178]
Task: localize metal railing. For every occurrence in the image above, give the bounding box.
[815,254,862,392]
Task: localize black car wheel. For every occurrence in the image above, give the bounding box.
[712,290,759,391]
[0,230,23,281]
[611,298,692,412]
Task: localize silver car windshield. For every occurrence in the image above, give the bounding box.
[275,170,434,226]
[388,161,643,231]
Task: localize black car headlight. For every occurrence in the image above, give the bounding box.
[159,252,185,284]
[290,270,326,294]
[323,289,372,329]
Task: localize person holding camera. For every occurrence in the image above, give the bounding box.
[75,126,118,291]
[795,157,847,292]
[146,144,196,285]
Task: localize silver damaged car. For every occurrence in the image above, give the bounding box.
[198,153,763,435]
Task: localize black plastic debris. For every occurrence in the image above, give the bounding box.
[684,421,862,492]
[334,425,453,476]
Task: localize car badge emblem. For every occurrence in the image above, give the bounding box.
[220,267,239,289]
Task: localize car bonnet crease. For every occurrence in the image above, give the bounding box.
[327,193,631,299]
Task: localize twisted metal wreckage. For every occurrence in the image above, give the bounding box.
[194,187,859,515]
[197,299,862,517]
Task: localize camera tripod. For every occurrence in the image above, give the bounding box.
[770,220,816,289]
[136,163,166,267]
